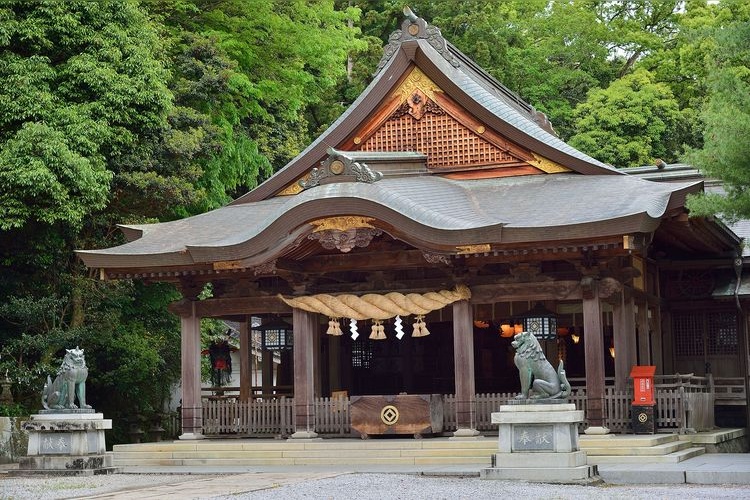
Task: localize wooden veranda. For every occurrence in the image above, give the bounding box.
[195,375,744,438]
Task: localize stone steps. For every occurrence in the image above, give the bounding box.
[112,438,498,467]
[580,434,705,464]
[587,446,706,464]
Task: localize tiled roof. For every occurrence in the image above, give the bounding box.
[78,173,698,268]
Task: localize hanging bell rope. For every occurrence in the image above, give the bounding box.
[278,285,470,320]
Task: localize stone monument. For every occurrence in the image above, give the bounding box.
[10,347,117,476]
[481,331,599,483]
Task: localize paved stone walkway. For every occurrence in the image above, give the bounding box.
[74,472,348,499]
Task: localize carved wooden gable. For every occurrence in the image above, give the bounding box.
[344,67,552,175]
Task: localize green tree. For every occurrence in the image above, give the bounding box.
[568,69,682,167]
[684,1,750,221]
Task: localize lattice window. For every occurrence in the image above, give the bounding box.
[361,105,517,169]
[672,313,704,357]
[672,311,738,357]
[706,311,737,355]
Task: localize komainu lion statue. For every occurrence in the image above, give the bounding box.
[512,331,571,399]
[42,347,92,410]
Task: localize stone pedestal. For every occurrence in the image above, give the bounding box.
[10,412,118,476]
[481,402,599,484]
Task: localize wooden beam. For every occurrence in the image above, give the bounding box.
[470,281,581,303]
[278,250,437,274]
[169,296,291,318]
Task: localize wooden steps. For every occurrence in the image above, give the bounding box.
[112,438,498,467]
[580,434,705,464]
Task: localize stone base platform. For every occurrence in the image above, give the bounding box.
[9,412,119,476]
[481,403,599,484]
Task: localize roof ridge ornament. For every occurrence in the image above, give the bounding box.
[375,6,460,75]
[299,148,383,190]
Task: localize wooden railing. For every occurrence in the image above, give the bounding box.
[202,397,294,436]
[713,377,747,405]
[198,374,738,437]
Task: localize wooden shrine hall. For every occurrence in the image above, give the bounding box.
[78,9,747,440]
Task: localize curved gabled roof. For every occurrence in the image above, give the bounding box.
[79,10,734,272]
[233,10,619,205]
[77,173,700,269]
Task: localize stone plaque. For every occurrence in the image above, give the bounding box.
[512,424,554,451]
[40,433,71,454]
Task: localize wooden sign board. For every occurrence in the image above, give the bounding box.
[349,394,444,438]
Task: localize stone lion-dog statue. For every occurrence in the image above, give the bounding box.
[42,346,92,410]
[512,331,571,399]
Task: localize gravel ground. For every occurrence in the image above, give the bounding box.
[2,473,750,499]
[225,474,750,500]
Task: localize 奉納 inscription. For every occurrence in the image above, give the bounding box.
[512,424,554,451]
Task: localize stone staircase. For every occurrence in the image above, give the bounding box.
[114,430,746,468]
[580,434,705,464]
[112,437,498,467]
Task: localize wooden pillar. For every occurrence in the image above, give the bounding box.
[179,302,203,439]
[451,299,479,437]
[239,316,251,402]
[328,335,342,392]
[582,277,606,430]
[261,351,273,397]
[636,301,651,365]
[739,309,750,430]
[291,308,318,439]
[612,292,635,391]
[651,305,663,374]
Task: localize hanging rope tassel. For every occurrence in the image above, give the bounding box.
[369,320,380,339]
[377,321,386,340]
[327,317,342,336]
[370,320,386,340]
[412,315,430,337]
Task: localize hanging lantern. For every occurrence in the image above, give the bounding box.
[570,327,581,344]
[518,302,558,341]
[257,317,294,350]
[499,323,515,338]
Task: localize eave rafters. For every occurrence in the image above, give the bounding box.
[98,236,628,282]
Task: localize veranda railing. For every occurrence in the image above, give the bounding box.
[198,374,729,437]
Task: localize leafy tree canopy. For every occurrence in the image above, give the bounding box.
[685,0,750,221]
[568,68,682,167]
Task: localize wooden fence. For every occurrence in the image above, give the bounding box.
[203,397,294,436]
[196,374,735,437]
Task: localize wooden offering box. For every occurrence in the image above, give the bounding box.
[349,394,444,438]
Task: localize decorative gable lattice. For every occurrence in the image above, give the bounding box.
[359,100,522,170]
[351,67,533,172]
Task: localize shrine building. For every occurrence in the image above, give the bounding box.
[78,10,748,439]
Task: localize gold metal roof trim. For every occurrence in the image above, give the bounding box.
[310,216,377,233]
